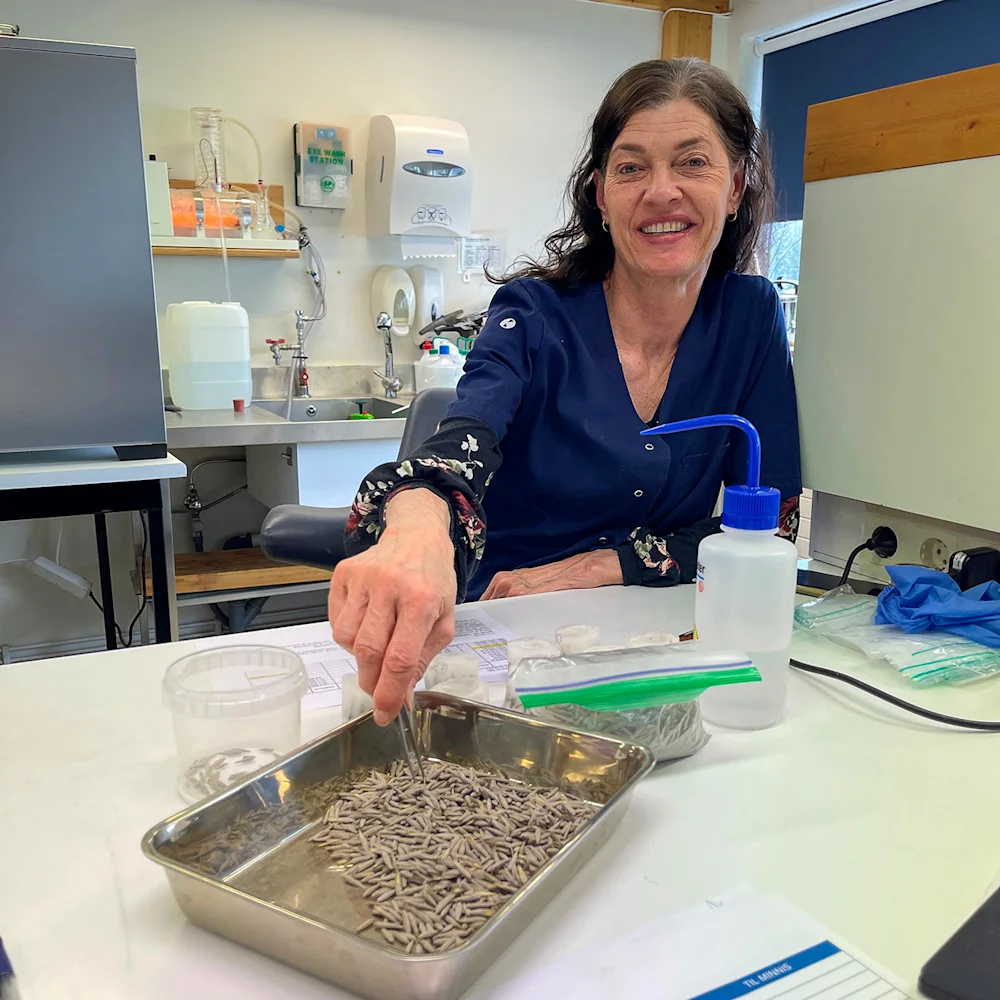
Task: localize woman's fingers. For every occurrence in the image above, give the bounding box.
[351,600,397,703]
[374,596,446,724]
[480,572,510,601]
[330,577,366,650]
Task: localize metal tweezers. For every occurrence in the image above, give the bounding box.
[396,705,426,781]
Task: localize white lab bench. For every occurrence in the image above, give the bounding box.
[0,448,187,647]
[2,585,1000,998]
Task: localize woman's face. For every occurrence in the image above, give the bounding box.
[595,99,744,284]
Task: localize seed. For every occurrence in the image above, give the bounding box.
[316,759,599,952]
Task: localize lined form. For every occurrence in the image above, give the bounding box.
[194,608,519,710]
[483,890,913,1000]
[692,939,907,1000]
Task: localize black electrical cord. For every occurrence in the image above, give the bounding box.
[790,657,1000,731]
[838,541,871,587]
[838,525,899,587]
[89,592,127,647]
[123,511,149,647]
[88,512,148,649]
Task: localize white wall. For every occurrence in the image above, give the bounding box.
[0,0,659,655]
[6,0,658,368]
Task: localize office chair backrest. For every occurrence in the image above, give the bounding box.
[396,388,457,460]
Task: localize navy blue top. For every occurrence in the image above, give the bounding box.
[447,272,801,599]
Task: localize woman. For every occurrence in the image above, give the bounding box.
[332,58,801,724]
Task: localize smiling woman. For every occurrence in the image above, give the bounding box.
[329,59,801,726]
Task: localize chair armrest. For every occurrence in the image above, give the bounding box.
[259,504,350,572]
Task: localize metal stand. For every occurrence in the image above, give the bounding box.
[0,478,177,650]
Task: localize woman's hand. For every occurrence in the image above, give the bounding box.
[329,489,457,725]
[480,549,622,601]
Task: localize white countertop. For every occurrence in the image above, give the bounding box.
[0,448,187,491]
[3,586,1000,998]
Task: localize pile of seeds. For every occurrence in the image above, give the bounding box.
[182,746,281,799]
[311,759,600,954]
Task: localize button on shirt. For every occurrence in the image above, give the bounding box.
[447,273,801,600]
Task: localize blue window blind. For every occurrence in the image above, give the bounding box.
[762,0,1000,220]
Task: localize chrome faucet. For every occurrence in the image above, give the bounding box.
[373,310,404,399]
[266,310,311,398]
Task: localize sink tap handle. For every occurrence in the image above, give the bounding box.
[266,338,287,365]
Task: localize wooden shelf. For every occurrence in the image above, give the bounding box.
[173,547,330,595]
[152,244,300,259]
[153,179,299,258]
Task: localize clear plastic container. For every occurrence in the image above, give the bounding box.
[424,651,480,690]
[556,624,601,654]
[191,106,227,190]
[164,301,253,410]
[433,676,491,703]
[163,645,308,802]
[342,672,373,722]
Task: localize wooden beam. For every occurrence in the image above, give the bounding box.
[804,62,1000,183]
[661,9,713,60]
[586,0,728,12]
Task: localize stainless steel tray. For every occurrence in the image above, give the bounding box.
[142,691,654,1000]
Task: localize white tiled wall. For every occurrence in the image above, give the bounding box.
[798,489,812,558]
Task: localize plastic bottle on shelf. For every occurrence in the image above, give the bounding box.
[437,343,462,388]
[414,344,441,393]
[643,414,798,730]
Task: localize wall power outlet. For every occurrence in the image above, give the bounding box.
[810,493,1000,584]
[856,508,1000,582]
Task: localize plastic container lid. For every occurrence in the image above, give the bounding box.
[433,676,491,704]
[439,344,452,355]
[163,645,308,719]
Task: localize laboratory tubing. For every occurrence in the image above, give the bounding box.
[163,645,308,802]
[556,624,601,654]
[423,651,480,691]
[643,414,799,730]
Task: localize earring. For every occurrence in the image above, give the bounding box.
[728,210,738,222]
[602,219,610,232]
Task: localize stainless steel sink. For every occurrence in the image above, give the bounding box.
[253,396,407,422]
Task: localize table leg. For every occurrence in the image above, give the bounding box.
[146,486,176,643]
[93,511,117,650]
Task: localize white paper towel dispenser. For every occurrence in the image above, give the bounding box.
[366,114,472,255]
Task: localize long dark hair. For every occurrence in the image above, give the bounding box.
[496,58,773,287]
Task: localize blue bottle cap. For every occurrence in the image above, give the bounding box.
[722,485,780,531]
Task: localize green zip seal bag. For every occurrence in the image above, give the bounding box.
[513,644,760,762]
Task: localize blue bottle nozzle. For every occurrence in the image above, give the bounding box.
[641,414,780,531]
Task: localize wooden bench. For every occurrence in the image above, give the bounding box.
[173,547,331,596]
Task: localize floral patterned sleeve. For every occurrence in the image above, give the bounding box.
[618,496,800,588]
[344,416,501,602]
